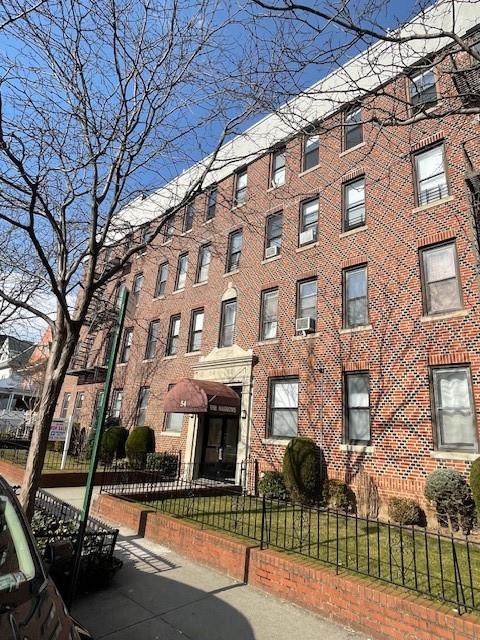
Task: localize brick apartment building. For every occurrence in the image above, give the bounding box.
[57,4,480,505]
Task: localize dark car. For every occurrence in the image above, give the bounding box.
[0,476,92,640]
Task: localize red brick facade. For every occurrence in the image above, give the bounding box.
[58,44,480,508]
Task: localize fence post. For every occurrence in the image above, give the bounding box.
[260,494,267,550]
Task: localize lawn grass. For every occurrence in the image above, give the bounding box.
[143,493,480,611]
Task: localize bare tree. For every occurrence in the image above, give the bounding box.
[0,0,277,518]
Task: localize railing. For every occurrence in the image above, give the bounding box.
[0,438,100,473]
[105,478,480,615]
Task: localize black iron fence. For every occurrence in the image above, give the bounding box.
[0,437,96,472]
[102,474,480,615]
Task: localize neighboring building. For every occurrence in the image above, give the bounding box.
[57,4,480,508]
[0,335,38,434]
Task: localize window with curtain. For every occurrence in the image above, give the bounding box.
[414,145,448,206]
[260,289,279,340]
[421,243,461,315]
[345,373,370,444]
[219,299,237,347]
[303,133,319,171]
[196,244,211,283]
[268,378,299,437]
[432,367,477,450]
[344,266,368,328]
[343,177,366,231]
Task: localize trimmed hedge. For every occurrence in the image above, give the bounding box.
[125,426,154,468]
[387,497,421,525]
[258,471,289,500]
[469,457,480,517]
[322,479,353,511]
[100,426,128,463]
[425,469,475,533]
[283,437,323,504]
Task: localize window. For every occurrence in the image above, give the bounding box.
[234,169,247,206]
[219,299,237,348]
[297,279,317,322]
[166,315,181,356]
[119,327,133,363]
[188,308,204,352]
[226,229,243,272]
[260,288,279,340]
[110,389,123,419]
[343,177,366,231]
[303,133,319,171]
[299,198,318,246]
[164,384,183,432]
[102,332,114,366]
[196,244,211,283]
[183,201,195,232]
[59,392,71,419]
[155,262,168,297]
[72,392,85,423]
[344,372,370,444]
[205,187,217,221]
[268,378,299,438]
[414,144,449,206]
[163,214,175,242]
[174,253,188,290]
[145,319,160,360]
[344,265,368,328]
[270,146,286,187]
[472,39,480,57]
[132,273,143,299]
[93,390,104,423]
[432,367,477,450]
[139,224,151,255]
[421,242,462,315]
[344,107,363,150]
[265,212,283,257]
[410,68,437,113]
[135,386,150,425]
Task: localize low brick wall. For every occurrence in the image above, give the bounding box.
[0,458,24,484]
[93,493,480,640]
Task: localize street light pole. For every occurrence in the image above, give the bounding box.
[67,287,128,607]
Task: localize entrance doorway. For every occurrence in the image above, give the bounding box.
[200,414,239,481]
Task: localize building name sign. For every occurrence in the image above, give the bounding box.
[210,404,238,414]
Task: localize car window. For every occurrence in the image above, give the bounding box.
[0,495,36,592]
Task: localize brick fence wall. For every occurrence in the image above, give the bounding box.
[94,493,480,640]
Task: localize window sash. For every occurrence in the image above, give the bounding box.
[303,134,319,170]
[120,328,133,363]
[183,202,195,232]
[415,145,448,205]
[261,289,279,340]
[206,188,217,220]
[136,387,150,425]
[235,171,247,205]
[344,267,368,328]
[345,373,370,443]
[422,244,461,315]
[344,108,363,149]
[111,390,123,418]
[219,300,237,347]
[175,254,188,290]
[344,178,366,230]
[266,213,283,251]
[297,279,317,320]
[271,148,286,186]
[269,379,299,437]
[145,320,160,359]
[196,245,211,282]
[189,310,204,352]
[163,215,174,241]
[132,273,143,295]
[167,316,180,355]
[300,199,319,236]
[433,368,476,449]
[227,231,243,271]
[60,393,71,419]
[155,263,168,297]
[411,69,437,108]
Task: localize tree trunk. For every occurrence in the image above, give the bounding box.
[19,327,78,520]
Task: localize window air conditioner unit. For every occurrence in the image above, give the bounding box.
[296,317,316,334]
[265,245,279,259]
[299,228,316,245]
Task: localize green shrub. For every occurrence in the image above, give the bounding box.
[125,426,154,469]
[258,471,289,500]
[145,452,179,478]
[323,479,353,511]
[100,426,128,463]
[387,497,421,525]
[283,437,323,504]
[469,457,480,517]
[425,469,475,533]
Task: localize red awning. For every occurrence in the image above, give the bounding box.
[164,378,240,415]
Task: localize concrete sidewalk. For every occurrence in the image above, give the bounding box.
[72,529,370,640]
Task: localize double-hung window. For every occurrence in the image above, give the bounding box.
[414,144,449,206]
[234,169,248,206]
[132,273,143,300]
[139,224,151,255]
[303,133,319,171]
[166,315,181,356]
[344,372,370,444]
[135,386,150,425]
[206,188,217,221]
[119,327,133,363]
[260,288,279,340]
[196,244,211,283]
[344,265,368,328]
[145,319,160,360]
[175,253,188,290]
[155,262,168,297]
[72,392,84,423]
[226,229,243,272]
[268,378,299,438]
[183,201,195,232]
[102,332,113,366]
[164,384,183,432]
[343,177,366,231]
[420,242,462,315]
[110,389,123,419]
[297,279,317,326]
[432,366,477,450]
[344,107,363,150]
[265,212,283,257]
[410,68,437,113]
[299,198,318,246]
[163,214,175,242]
[270,146,286,187]
[59,392,71,419]
[219,299,237,348]
[188,308,204,352]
